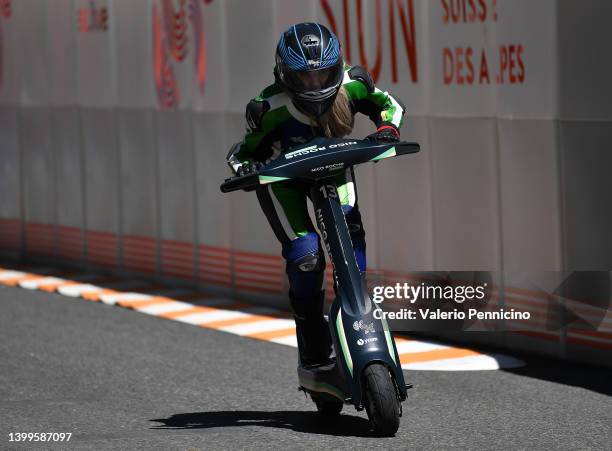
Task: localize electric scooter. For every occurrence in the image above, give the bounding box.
[221,137,420,436]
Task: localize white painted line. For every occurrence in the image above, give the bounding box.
[176,310,249,325]
[58,284,102,297]
[19,277,66,290]
[0,271,28,281]
[270,335,298,347]
[19,274,103,289]
[221,319,296,335]
[99,292,152,305]
[395,339,449,354]
[137,301,196,315]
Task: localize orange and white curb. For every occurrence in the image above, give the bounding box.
[0,266,525,371]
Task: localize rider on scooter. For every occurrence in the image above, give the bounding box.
[226,22,405,366]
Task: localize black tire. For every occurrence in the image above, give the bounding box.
[312,395,343,417]
[362,363,400,436]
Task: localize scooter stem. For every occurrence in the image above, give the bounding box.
[310,178,370,317]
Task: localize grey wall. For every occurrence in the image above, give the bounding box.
[0,0,610,364]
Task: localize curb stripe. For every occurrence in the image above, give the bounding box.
[136,301,195,314]
[119,297,177,309]
[399,347,481,364]
[221,319,295,335]
[204,313,284,329]
[248,327,297,340]
[159,305,218,319]
[0,267,525,372]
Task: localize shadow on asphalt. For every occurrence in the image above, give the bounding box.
[150,411,376,437]
[503,356,612,397]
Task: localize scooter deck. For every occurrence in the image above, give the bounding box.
[297,359,350,403]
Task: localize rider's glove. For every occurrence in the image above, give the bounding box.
[236,160,263,176]
[366,124,400,143]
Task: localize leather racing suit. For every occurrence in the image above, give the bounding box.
[227,64,405,365]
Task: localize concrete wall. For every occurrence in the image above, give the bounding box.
[0,0,610,365]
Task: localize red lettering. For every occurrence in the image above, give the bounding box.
[443,0,493,24]
[320,0,339,37]
[498,44,525,84]
[153,4,163,90]
[77,7,110,32]
[0,0,11,19]
[320,0,351,63]
[456,47,465,84]
[443,48,454,84]
[467,0,476,21]
[100,7,108,31]
[356,0,382,81]
[509,44,517,84]
[343,0,352,63]
[499,45,508,83]
[466,47,474,84]
[478,0,487,22]
[389,0,397,83]
[517,44,525,83]
[450,0,461,23]
[78,10,87,32]
[442,47,477,85]
[479,50,490,84]
[441,0,449,23]
[321,0,418,84]
[394,0,419,83]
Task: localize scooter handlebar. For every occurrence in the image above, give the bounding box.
[394,142,420,156]
[220,139,421,193]
[220,173,260,193]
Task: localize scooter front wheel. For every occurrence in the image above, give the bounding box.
[363,363,401,436]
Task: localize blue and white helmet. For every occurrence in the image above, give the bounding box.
[274,23,344,118]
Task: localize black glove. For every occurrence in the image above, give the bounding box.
[366,124,400,143]
[236,160,263,176]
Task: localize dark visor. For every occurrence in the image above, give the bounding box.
[285,64,343,94]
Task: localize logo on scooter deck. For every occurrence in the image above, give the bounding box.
[311,162,344,173]
[353,320,375,334]
[357,337,378,346]
[284,141,358,160]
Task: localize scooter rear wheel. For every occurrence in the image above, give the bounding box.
[363,363,400,436]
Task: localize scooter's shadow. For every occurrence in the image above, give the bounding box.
[150,410,374,437]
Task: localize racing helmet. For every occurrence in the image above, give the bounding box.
[274,23,344,118]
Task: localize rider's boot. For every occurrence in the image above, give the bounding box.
[290,290,333,367]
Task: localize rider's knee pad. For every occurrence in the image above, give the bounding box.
[282,232,321,267]
[287,250,325,273]
[283,233,326,302]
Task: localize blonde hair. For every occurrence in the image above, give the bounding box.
[313,87,354,138]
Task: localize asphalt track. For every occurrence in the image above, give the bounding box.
[1,286,611,450]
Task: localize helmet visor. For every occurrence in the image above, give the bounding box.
[284,64,343,98]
